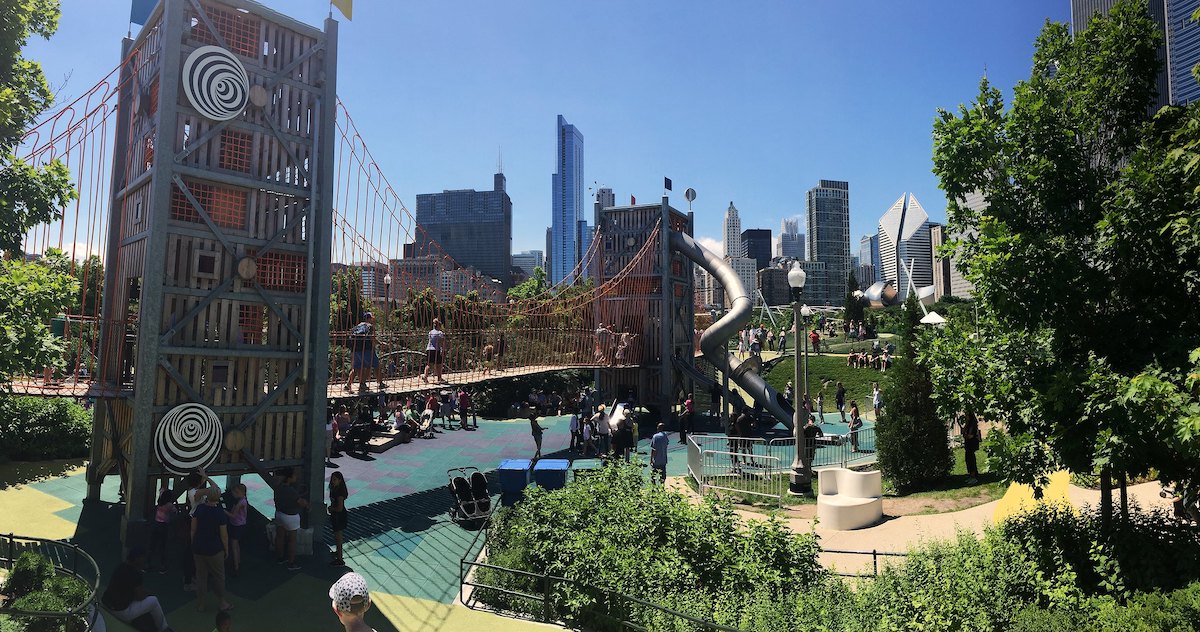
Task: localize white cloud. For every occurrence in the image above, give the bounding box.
[696,236,722,256]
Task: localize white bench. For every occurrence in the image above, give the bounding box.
[816,468,883,530]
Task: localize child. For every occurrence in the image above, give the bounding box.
[224,484,249,577]
[214,610,232,632]
[149,478,176,573]
[582,416,596,457]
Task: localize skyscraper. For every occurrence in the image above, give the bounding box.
[741,228,773,271]
[722,202,743,258]
[775,217,805,259]
[511,250,544,279]
[412,171,513,287]
[806,180,851,305]
[857,234,879,288]
[551,115,585,284]
[1167,0,1200,105]
[878,193,934,300]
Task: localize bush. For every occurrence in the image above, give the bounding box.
[1,552,90,632]
[1012,582,1200,631]
[0,396,90,461]
[476,464,823,627]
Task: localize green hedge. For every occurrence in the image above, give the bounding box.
[477,470,1200,631]
[0,396,91,462]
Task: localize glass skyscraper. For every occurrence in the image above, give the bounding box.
[412,172,513,288]
[806,180,851,305]
[1168,0,1200,105]
[551,115,585,284]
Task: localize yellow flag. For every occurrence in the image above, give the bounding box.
[331,0,352,20]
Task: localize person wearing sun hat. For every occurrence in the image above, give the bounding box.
[330,572,376,631]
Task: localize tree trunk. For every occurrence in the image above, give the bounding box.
[1100,467,1113,533]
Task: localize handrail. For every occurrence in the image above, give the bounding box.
[0,532,102,629]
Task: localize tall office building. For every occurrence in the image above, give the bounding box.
[511,250,544,278]
[806,180,852,305]
[775,217,805,259]
[857,234,879,289]
[722,202,743,258]
[544,227,552,279]
[1168,0,1200,104]
[741,228,773,271]
[878,193,934,300]
[551,115,586,283]
[595,187,615,213]
[1075,0,1166,109]
[412,171,513,287]
[728,257,759,307]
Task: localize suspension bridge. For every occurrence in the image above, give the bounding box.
[9,0,792,534]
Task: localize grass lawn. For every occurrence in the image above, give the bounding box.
[763,355,890,419]
[883,447,1006,513]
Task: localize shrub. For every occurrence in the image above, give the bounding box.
[475,464,823,627]
[1,551,90,632]
[0,396,90,461]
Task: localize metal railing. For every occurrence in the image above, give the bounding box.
[0,533,103,631]
[819,547,908,578]
[696,449,785,504]
[460,524,740,631]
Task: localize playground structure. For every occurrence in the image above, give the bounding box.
[12,0,799,543]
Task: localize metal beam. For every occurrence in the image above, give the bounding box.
[163,284,306,305]
[158,358,205,403]
[174,163,311,198]
[160,345,302,359]
[234,365,302,431]
[159,276,235,344]
[165,223,308,255]
[171,174,237,256]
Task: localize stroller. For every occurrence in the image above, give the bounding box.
[447,467,493,523]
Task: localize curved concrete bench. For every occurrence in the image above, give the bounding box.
[816,468,883,530]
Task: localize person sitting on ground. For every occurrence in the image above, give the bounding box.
[329,572,378,632]
[102,547,174,632]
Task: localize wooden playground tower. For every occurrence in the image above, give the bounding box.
[85,0,339,538]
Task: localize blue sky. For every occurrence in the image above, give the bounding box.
[28,0,1069,254]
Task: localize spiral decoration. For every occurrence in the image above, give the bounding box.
[182,46,249,121]
[154,402,223,475]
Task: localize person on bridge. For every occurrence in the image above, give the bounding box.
[594,322,612,364]
[346,313,385,393]
[422,319,447,383]
[481,342,495,376]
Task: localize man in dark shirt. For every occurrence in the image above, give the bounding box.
[102,548,173,631]
[734,408,755,466]
[801,418,826,486]
[273,467,309,571]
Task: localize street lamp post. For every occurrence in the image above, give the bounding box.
[787,262,809,495]
[383,272,393,324]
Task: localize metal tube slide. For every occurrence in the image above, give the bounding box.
[669,231,795,429]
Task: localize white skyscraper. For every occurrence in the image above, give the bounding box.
[775,216,805,259]
[878,193,934,300]
[723,202,743,258]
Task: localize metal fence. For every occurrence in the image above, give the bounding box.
[696,449,785,503]
[1,533,103,631]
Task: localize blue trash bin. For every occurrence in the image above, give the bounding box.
[533,459,570,490]
[498,459,532,506]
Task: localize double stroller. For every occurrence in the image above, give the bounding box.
[448,467,493,523]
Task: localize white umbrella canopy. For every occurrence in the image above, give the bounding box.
[920,311,947,326]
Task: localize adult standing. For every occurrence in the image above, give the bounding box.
[801,418,825,488]
[457,388,473,430]
[568,409,581,452]
[594,404,612,456]
[961,411,981,483]
[346,313,385,393]
[101,548,174,631]
[835,381,847,423]
[182,469,219,592]
[809,328,821,355]
[618,414,635,462]
[708,382,721,419]
[273,467,308,571]
[529,412,547,459]
[679,393,694,445]
[191,488,231,613]
[734,407,755,466]
[872,382,883,420]
[650,423,670,485]
[848,401,863,452]
[423,318,446,383]
[328,471,349,567]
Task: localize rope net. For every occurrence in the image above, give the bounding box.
[7,55,665,396]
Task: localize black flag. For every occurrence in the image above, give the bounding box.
[664,177,672,191]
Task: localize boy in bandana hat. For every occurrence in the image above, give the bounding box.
[330,572,376,632]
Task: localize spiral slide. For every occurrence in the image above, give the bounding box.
[669,231,797,430]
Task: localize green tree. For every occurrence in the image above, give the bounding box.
[876,295,952,491]
[844,269,864,324]
[330,268,369,331]
[507,266,547,301]
[929,1,1200,521]
[0,0,79,383]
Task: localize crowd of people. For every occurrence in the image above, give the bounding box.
[846,339,897,371]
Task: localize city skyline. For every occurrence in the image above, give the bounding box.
[28,1,1079,259]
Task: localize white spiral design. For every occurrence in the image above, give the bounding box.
[154,402,223,475]
[182,46,249,121]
